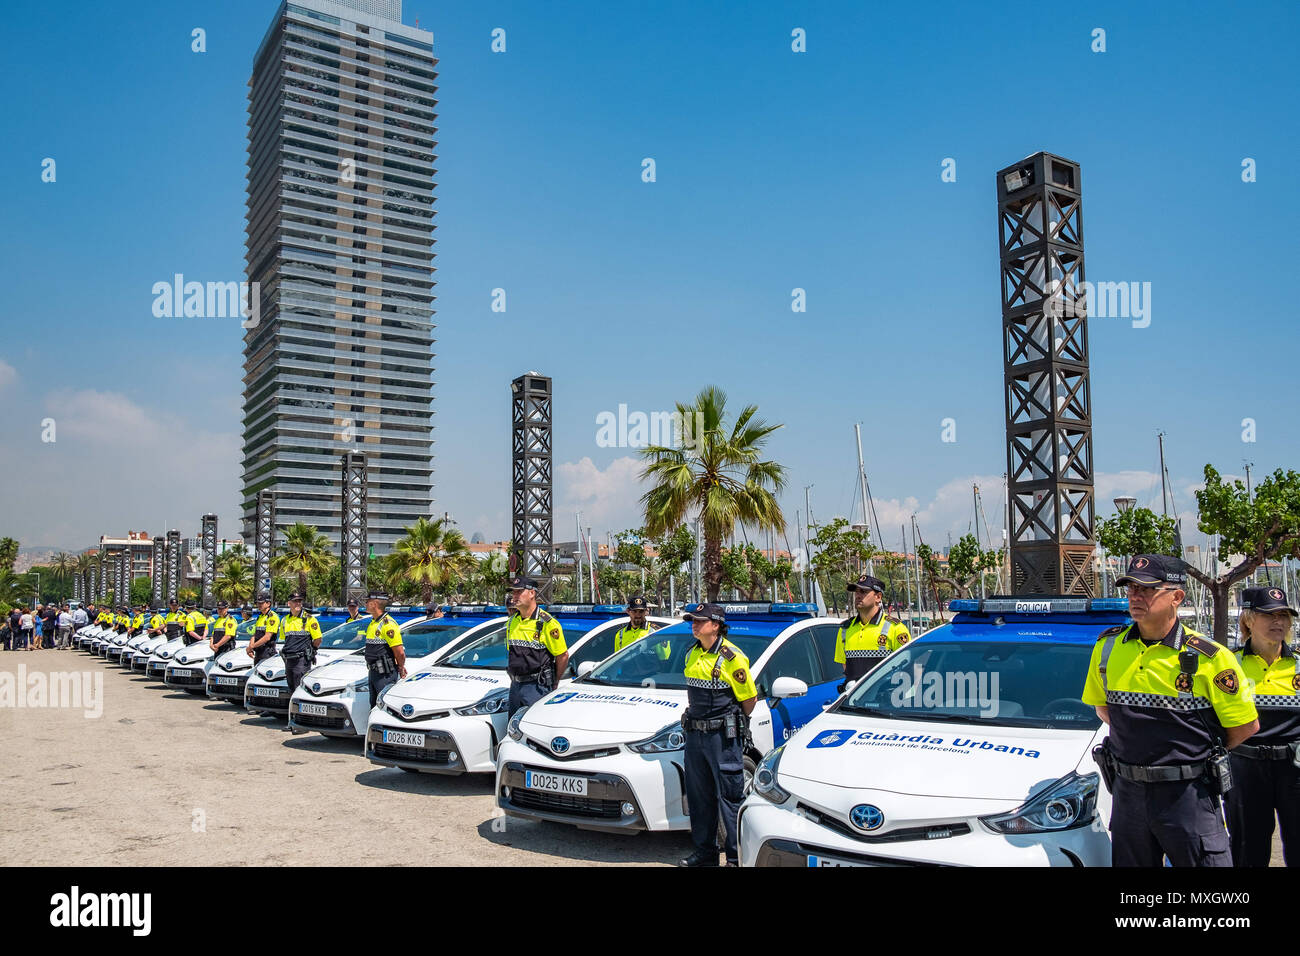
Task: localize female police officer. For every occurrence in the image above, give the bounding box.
[1226,586,1300,866]
[678,603,756,868]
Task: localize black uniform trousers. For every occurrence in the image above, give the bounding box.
[684,726,745,863]
[368,667,399,709]
[284,652,311,694]
[1226,753,1300,867]
[508,677,548,718]
[1110,775,1232,867]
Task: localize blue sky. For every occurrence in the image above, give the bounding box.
[2,0,1297,554]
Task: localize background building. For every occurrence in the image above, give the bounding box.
[241,0,437,555]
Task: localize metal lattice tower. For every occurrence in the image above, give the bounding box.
[340,453,369,605]
[201,514,218,607]
[255,490,275,596]
[73,572,81,603]
[997,152,1096,595]
[152,537,165,605]
[117,550,129,605]
[511,373,554,597]
[166,530,181,603]
[89,564,98,603]
[97,548,107,601]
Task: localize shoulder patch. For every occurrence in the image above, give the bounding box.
[732,667,747,684]
[1097,625,1127,640]
[718,644,736,661]
[897,634,909,645]
[1213,669,1240,695]
[1184,635,1220,658]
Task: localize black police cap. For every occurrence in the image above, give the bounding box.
[168,598,179,604]
[1115,554,1187,587]
[287,592,304,602]
[682,603,726,624]
[216,600,229,608]
[1242,586,1298,616]
[256,592,272,602]
[347,598,359,606]
[366,591,390,603]
[508,576,539,591]
[847,574,885,593]
[627,594,648,611]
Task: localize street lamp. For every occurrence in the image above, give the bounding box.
[1113,496,1137,513]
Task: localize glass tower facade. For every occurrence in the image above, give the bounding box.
[242,0,436,554]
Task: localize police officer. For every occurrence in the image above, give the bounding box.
[834,574,911,692]
[247,593,280,664]
[505,577,566,717]
[281,593,323,696]
[613,594,659,651]
[208,601,238,657]
[146,604,166,639]
[363,592,405,707]
[115,605,130,634]
[344,598,362,623]
[1082,555,1258,866]
[182,599,208,646]
[1225,586,1300,866]
[163,599,185,641]
[129,604,146,638]
[679,603,755,868]
[239,604,254,624]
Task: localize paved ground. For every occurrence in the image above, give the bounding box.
[0,649,690,866]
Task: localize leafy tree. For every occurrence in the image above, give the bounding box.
[916,534,1003,602]
[387,517,476,606]
[75,553,96,601]
[271,522,336,599]
[640,387,786,601]
[1097,507,1180,560]
[719,541,795,600]
[130,576,153,606]
[216,543,250,571]
[808,518,873,608]
[215,558,254,606]
[178,586,199,604]
[612,525,697,609]
[0,537,18,574]
[1187,465,1300,642]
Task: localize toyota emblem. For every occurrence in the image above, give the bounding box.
[550,736,570,755]
[311,682,321,693]
[401,703,414,718]
[849,804,884,831]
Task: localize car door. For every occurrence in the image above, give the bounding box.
[755,628,831,746]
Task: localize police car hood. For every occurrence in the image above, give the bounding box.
[151,637,186,659]
[252,647,358,681]
[781,714,1098,802]
[301,652,370,691]
[382,667,511,709]
[521,685,689,740]
[213,647,253,672]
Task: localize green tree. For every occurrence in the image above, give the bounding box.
[1187,465,1300,642]
[215,558,254,606]
[1097,507,1180,560]
[75,553,96,601]
[215,543,250,571]
[808,518,873,609]
[50,552,73,591]
[0,538,19,574]
[271,522,336,599]
[178,586,199,605]
[130,576,153,606]
[386,517,476,606]
[612,525,697,609]
[917,534,1004,600]
[640,386,786,601]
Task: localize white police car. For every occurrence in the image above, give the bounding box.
[366,606,670,775]
[493,603,844,832]
[144,634,192,681]
[117,624,165,667]
[288,606,512,738]
[130,629,177,673]
[243,611,420,717]
[164,624,252,694]
[738,596,1120,867]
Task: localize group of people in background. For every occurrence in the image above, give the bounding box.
[4,602,86,650]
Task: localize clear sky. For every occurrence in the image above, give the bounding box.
[1,0,1296,556]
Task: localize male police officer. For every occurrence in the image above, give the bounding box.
[281,593,323,696]
[505,577,567,718]
[163,599,185,642]
[834,574,910,692]
[146,604,166,639]
[679,603,756,867]
[183,599,208,646]
[614,594,658,651]
[1225,586,1300,866]
[208,601,238,657]
[1083,554,1258,866]
[363,592,405,707]
[344,599,362,623]
[247,593,280,664]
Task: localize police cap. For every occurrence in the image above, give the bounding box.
[508,576,539,591]
[1242,586,1298,616]
[287,592,304,602]
[848,574,885,593]
[216,600,229,609]
[1115,554,1188,587]
[366,591,390,603]
[256,592,272,603]
[682,603,726,624]
[627,594,649,611]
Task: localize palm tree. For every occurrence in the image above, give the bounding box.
[387,517,476,605]
[640,386,787,601]
[50,552,73,592]
[74,553,96,601]
[270,522,336,600]
[215,543,250,571]
[214,557,254,606]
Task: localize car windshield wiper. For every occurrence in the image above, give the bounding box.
[580,675,609,685]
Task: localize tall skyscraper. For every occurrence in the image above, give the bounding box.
[243,0,436,554]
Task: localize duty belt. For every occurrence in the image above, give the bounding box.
[511,670,546,684]
[1234,742,1295,760]
[685,717,727,733]
[1113,758,1206,783]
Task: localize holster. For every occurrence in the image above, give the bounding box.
[1093,740,1117,794]
[724,712,738,740]
[368,656,394,677]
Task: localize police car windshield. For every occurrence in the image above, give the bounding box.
[441,623,596,669]
[398,621,481,658]
[838,640,1101,730]
[318,617,373,650]
[583,624,776,689]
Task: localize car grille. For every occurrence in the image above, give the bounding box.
[247,688,289,709]
[132,656,150,671]
[525,738,619,762]
[166,670,206,687]
[146,662,166,677]
[371,742,453,764]
[794,803,971,844]
[207,676,249,698]
[294,712,350,730]
[754,839,950,867]
[509,789,623,820]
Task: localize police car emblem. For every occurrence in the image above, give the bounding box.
[849,804,884,831]
[1174,673,1193,693]
[312,682,321,693]
[1213,670,1239,695]
[401,703,415,718]
[550,736,570,755]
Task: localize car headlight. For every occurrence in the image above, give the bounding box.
[455,688,510,717]
[507,711,526,741]
[375,682,393,707]
[628,723,686,754]
[980,771,1098,834]
[753,745,791,804]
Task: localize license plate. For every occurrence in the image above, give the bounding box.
[806,854,870,867]
[252,686,280,697]
[216,676,238,685]
[524,771,588,796]
[382,730,425,747]
[298,702,327,717]
[170,669,192,678]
